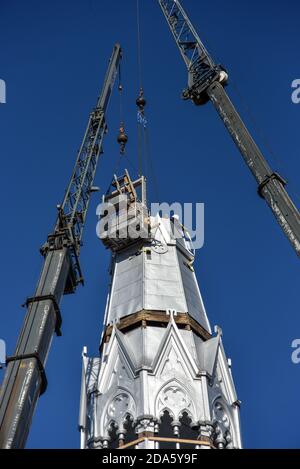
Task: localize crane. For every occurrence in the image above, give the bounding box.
[158,0,300,257]
[0,43,122,449]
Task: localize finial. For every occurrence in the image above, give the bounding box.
[214,325,223,337]
[166,309,178,321]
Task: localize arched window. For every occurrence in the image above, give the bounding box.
[108,422,119,449]
[178,412,198,449]
[123,415,136,445]
[158,410,176,449]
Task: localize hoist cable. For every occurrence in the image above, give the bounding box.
[124,153,139,174]
[136,0,144,174]
[118,63,123,123]
[135,0,159,202]
[137,122,143,177]
[136,0,143,90]
[105,153,123,195]
[144,127,160,202]
[142,126,148,181]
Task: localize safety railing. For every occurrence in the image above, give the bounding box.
[118,436,214,449]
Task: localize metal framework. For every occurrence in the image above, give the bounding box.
[0,43,122,449]
[158,0,300,256]
[158,0,226,104]
[53,43,122,288]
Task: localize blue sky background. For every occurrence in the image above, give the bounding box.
[0,0,299,448]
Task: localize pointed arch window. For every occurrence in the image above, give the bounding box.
[178,412,199,449]
[108,422,119,449]
[123,415,136,445]
[158,410,176,449]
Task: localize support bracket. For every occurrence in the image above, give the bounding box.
[257,172,287,199]
[23,294,62,336]
[6,353,48,395]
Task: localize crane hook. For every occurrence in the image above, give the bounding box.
[117,123,128,155]
[136,88,146,111]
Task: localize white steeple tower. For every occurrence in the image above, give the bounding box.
[79,171,242,449]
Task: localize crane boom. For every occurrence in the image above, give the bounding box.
[158,0,300,256]
[0,43,122,448]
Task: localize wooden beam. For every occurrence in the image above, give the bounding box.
[150,436,214,447]
[118,437,145,449]
[100,310,211,352]
[118,436,214,449]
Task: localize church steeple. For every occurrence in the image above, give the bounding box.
[79,171,242,449]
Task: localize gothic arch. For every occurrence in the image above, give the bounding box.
[102,388,137,437]
[107,420,119,449]
[122,414,136,444]
[178,411,199,447]
[158,407,175,422]
[157,410,176,449]
[178,407,197,428]
[155,378,196,423]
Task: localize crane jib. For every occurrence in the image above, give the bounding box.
[158,0,300,257]
[0,44,122,449]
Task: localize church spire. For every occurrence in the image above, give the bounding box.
[79,171,242,449]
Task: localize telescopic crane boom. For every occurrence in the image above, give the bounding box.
[0,43,122,449]
[158,0,300,257]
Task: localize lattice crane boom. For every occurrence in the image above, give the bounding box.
[158,0,300,257]
[0,43,122,449]
[57,43,122,285]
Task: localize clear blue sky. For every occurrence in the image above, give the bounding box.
[0,0,299,449]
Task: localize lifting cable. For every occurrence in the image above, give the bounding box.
[118,63,123,125]
[136,0,143,91]
[136,0,144,176]
[135,0,160,201]
[117,61,128,156]
[105,65,128,195]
